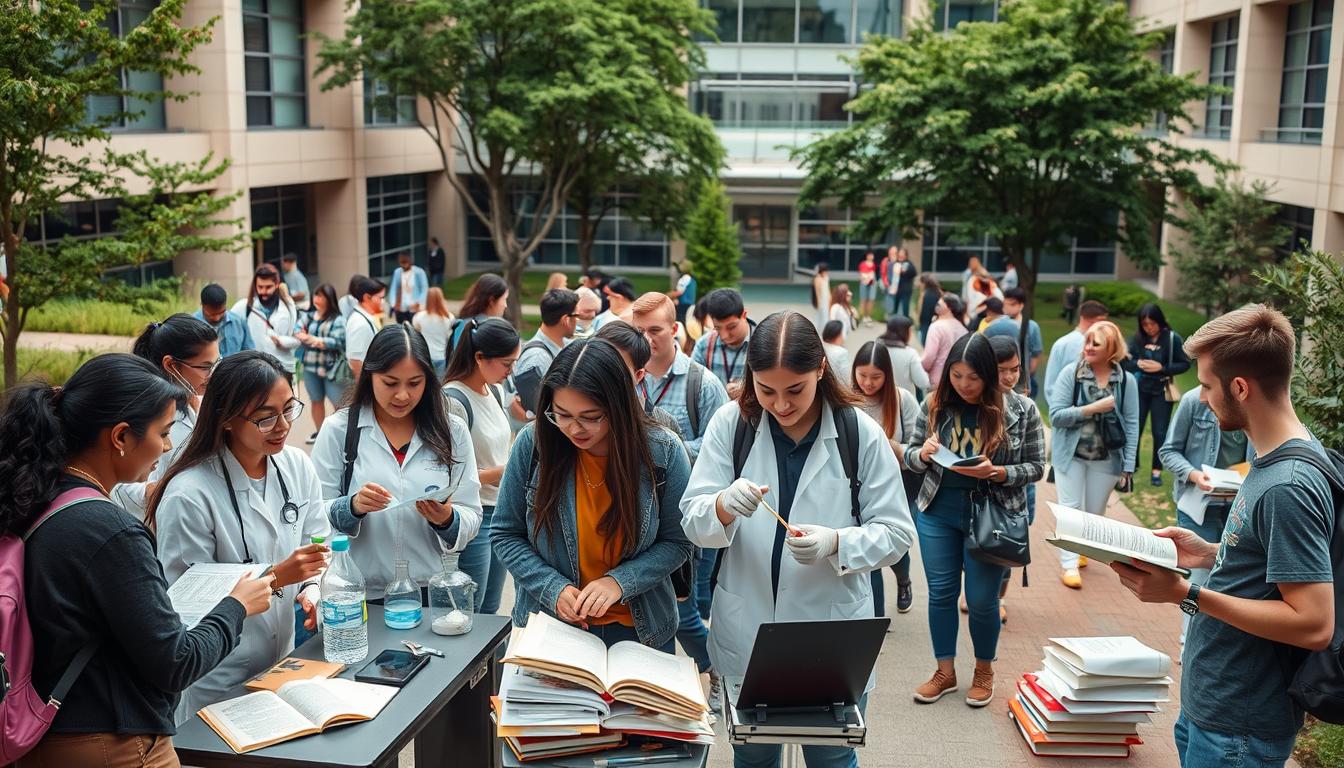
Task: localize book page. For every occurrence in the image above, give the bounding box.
[504,612,609,689]
[931,445,983,469]
[1201,465,1244,493]
[607,642,706,712]
[1048,503,1178,569]
[1049,637,1171,678]
[200,691,314,749]
[169,563,270,628]
[278,679,397,727]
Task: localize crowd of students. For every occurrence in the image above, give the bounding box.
[0,256,1335,768]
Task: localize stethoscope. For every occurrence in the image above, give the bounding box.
[219,453,299,564]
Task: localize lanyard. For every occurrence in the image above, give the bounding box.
[639,374,676,410]
[220,454,297,564]
[719,340,744,384]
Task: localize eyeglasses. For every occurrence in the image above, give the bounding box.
[997,364,1021,376]
[545,410,606,430]
[243,399,305,433]
[173,357,221,374]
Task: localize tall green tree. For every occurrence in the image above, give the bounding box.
[1168,174,1288,319]
[794,0,1227,309]
[0,0,251,387]
[683,181,741,293]
[316,0,716,325]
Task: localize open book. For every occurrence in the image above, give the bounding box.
[1201,464,1246,496]
[1046,503,1190,576]
[198,678,397,753]
[503,612,708,721]
[931,445,984,470]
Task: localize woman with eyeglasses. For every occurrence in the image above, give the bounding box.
[111,314,220,520]
[312,325,482,605]
[442,318,520,614]
[149,351,331,722]
[492,338,693,650]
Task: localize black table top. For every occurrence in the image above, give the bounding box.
[174,606,510,768]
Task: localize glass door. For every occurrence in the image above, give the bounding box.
[733,204,793,280]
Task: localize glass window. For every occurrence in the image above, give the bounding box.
[742,0,796,43]
[1203,15,1238,139]
[799,0,852,43]
[691,74,853,128]
[364,78,418,126]
[1152,29,1175,132]
[366,175,428,279]
[855,0,901,40]
[244,0,306,128]
[1276,203,1314,258]
[86,1,166,131]
[1276,0,1330,144]
[25,198,171,282]
[920,215,1115,276]
[933,0,997,30]
[250,185,310,271]
[700,0,740,42]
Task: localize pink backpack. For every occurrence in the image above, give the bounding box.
[0,487,104,763]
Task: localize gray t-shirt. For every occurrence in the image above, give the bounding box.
[1182,437,1335,739]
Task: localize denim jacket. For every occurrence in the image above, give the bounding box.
[1049,362,1140,475]
[1157,388,1255,504]
[490,422,694,648]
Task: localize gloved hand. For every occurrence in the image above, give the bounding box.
[785,524,840,565]
[719,478,767,519]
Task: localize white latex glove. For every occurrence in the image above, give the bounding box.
[785,524,840,565]
[719,478,766,519]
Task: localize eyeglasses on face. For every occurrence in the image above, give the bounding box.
[243,398,305,433]
[544,410,606,430]
[173,357,221,374]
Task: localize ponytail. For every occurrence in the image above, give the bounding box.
[132,313,217,370]
[443,317,519,385]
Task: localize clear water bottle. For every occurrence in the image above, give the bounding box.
[429,552,477,636]
[384,559,422,629]
[320,535,368,664]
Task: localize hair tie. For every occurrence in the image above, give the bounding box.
[50,385,65,409]
[148,321,161,331]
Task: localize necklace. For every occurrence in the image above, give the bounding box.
[579,457,606,489]
[66,465,110,497]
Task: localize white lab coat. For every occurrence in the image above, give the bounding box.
[680,401,915,691]
[110,404,197,520]
[311,405,482,598]
[231,298,300,373]
[155,445,330,722]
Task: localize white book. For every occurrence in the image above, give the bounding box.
[1035,661,1170,703]
[1201,464,1245,495]
[1033,670,1162,714]
[1046,502,1190,575]
[169,563,271,628]
[1017,680,1153,725]
[1042,648,1172,690]
[1048,636,1172,678]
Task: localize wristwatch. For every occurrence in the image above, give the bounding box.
[1180,583,1202,616]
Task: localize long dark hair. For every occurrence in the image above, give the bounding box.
[533,339,653,558]
[443,317,520,385]
[313,282,340,322]
[927,333,1006,458]
[132,313,217,381]
[0,354,186,535]
[147,351,290,530]
[459,274,508,318]
[1135,303,1171,342]
[853,341,899,439]
[349,325,454,468]
[738,311,859,424]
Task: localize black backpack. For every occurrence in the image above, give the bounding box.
[709,406,863,589]
[1258,445,1344,723]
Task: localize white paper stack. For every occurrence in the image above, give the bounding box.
[1010,637,1173,759]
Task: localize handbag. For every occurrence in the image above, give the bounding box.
[328,355,354,389]
[965,484,1031,568]
[1073,368,1126,450]
[1162,331,1181,402]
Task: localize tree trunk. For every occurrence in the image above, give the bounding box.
[575,213,595,273]
[2,228,20,388]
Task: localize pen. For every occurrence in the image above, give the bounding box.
[593,754,686,767]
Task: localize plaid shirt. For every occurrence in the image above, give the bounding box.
[300,313,347,376]
[638,351,729,462]
[902,390,1045,513]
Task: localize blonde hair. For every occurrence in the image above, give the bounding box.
[1185,304,1295,397]
[1084,320,1128,367]
[631,292,676,324]
[545,272,567,291]
[424,287,450,318]
[574,286,601,311]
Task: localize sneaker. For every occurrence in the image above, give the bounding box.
[1077,555,1088,568]
[913,669,958,703]
[966,663,994,707]
[306,431,319,445]
[897,583,914,614]
[708,672,723,713]
[1151,473,1163,487]
[1061,568,1082,589]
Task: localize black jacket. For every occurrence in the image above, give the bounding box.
[1122,328,1191,395]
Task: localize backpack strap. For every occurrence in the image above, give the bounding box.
[340,406,362,496]
[833,406,863,524]
[47,643,101,707]
[705,334,717,377]
[445,387,475,431]
[1257,446,1344,499]
[731,414,754,481]
[22,487,105,542]
[522,339,556,361]
[686,363,705,439]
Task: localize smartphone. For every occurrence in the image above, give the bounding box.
[354,649,428,687]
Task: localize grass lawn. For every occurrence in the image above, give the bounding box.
[25,295,196,336]
[8,347,102,385]
[442,271,673,304]
[1296,718,1344,768]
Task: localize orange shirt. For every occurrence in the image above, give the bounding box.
[575,451,632,627]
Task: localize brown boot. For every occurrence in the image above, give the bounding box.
[913,667,958,703]
[966,661,994,707]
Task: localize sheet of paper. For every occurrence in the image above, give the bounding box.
[1047,503,1179,570]
[278,679,396,726]
[1048,637,1171,678]
[380,486,455,518]
[1201,464,1244,492]
[1176,485,1207,525]
[931,445,983,470]
[169,563,270,628]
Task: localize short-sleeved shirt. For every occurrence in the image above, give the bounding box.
[1182,437,1335,739]
[344,306,379,362]
[1217,429,1249,470]
[676,274,697,306]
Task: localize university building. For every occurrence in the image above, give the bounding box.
[34,0,1344,298]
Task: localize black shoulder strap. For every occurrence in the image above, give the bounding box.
[522,339,556,361]
[686,362,705,438]
[1257,446,1344,499]
[731,414,754,480]
[340,406,362,496]
[834,406,863,524]
[445,387,475,431]
[47,642,101,706]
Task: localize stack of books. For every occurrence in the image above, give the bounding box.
[1010,636,1172,759]
[492,612,713,762]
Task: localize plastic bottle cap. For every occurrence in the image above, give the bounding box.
[330,535,350,552]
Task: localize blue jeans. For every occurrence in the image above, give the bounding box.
[695,547,718,621]
[459,505,507,614]
[676,598,713,673]
[1174,713,1295,768]
[1178,505,1229,545]
[587,622,674,653]
[918,489,1007,661]
[894,292,912,318]
[733,696,868,768]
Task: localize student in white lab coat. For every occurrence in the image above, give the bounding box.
[312,325,482,602]
[680,311,914,768]
[151,351,331,722]
[111,314,219,519]
[231,263,300,374]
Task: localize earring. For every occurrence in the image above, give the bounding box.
[119,449,125,457]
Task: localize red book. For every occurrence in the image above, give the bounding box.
[1008,698,1131,758]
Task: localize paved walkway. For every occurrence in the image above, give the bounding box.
[16,330,132,353]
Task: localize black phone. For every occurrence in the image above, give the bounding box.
[354,649,428,687]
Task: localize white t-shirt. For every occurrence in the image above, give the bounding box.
[444,382,512,506]
[345,306,379,363]
[828,303,851,339]
[414,312,454,362]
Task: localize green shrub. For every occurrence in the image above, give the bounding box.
[12,347,102,385]
[1080,282,1152,317]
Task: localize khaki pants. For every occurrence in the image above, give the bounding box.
[19,732,178,768]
